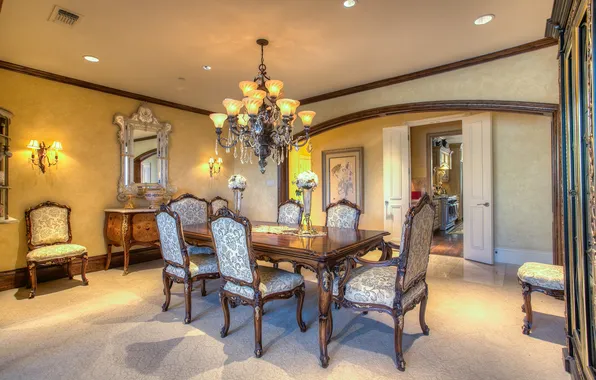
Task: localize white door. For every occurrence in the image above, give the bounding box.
[462,113,494,264]
[383,126,410,243]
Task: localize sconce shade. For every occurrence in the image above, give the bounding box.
[209,157,215,165]
[50,141,63,151]
[210,113,228,129]
[27,140,40,149]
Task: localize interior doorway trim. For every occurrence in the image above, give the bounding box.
[424,129,463,195]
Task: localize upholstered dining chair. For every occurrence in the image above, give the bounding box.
[210,196,229,216]
[277,199,304,225]
[167,193,214,255]
[325,199,361,229]
[25,201,89,299]
[331,194,435,371]
[155,205,220,324]
[209,208,307,358]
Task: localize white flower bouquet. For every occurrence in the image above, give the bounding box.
[228,174,247,190]
[295,170,319,190]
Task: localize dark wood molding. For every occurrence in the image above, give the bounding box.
[299,38,558,105]
[297,100,559,138]
[278,161,289,204]
[133,148,157,183]
[0,0,4,13]
[0,61,213,115]
[0,247,161,292]
[134,135,157,143]
[545,0,575,38]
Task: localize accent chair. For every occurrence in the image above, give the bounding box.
[167,193,214,255]
[210,196,229,216]
[325,198,361,229]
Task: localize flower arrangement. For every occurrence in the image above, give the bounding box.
[295,170,319,190]
[228,174,247,191]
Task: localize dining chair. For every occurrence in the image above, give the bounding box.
[155,205,220,324]
[209,208,307,358]
[167,193,214,255]
[277,199,304,225]
[325,198,361,229]
[25,201,89,299]
[332,194,435,371]
[210,196,229,216]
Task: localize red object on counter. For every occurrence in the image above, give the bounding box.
[411,191,422,200]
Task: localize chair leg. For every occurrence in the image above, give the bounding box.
[220,293,230,338]
[296,286,307,332]
[522,284,533,335]
[81,254,89,285]
[201,279,207,297]
[394,315,406,371]
[294,264,302,275]
[162,271,172,312]
[66,261,73,280]
[28,262,37,299]
[254,302,263,358]
[184,280,192,324]
[326,305,333,343]
[273,263,279,269]
[419,295,430,335]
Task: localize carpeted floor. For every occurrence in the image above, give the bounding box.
[0,254,568,380]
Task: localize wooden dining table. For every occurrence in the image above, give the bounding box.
[183,221,389,368]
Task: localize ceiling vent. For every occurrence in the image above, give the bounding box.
[48,6,82,27]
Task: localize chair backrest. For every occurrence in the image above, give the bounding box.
[167,193,209,226]
[210,196,229,216]
[325,199,361,229]
[277,199,304,225]
[25,201,72,249]
[155,205,188,268]
[397,194,436,292]
[209,209,258,288]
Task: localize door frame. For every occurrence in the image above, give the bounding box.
[281,100,561,265]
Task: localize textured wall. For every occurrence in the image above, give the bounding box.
[0,69,228,272]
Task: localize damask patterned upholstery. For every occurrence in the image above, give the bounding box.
[165,254,219,278]
[224,266,304,299]
[27,244,86,261]
[518,262,564,290]
[327,204,359,229]
[278,202,302,225]
[29,206,69,246]
[210,217,254,283]
[332,266,426,308]
[169,197,208,226]
[403,204,435,290]
[187,245,215,255]
[156,212,185,266]
[211,198,228,215]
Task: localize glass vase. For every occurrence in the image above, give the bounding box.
[299,188,316,235]
[233,189,243,215]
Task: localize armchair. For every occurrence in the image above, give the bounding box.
[332,194,435,371]
[325,198,361,229]
[210,196,229,216]
[167,193,214,255]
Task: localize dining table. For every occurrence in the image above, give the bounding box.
[183,221,390,368]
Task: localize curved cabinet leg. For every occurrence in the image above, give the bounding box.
[184,280,192,324]
[122,242,130,276]
[220,293,230,338]
[81,254,89,285]
[105,244,113,270]
[522,284,533,335]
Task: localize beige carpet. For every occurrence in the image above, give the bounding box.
[0,255,568,380]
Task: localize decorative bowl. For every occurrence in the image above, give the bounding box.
[144,187,166,209]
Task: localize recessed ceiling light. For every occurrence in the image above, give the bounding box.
[474,14,494,25]
[83,55,99,62]
[203,65,212,71]
[343,0,357,8]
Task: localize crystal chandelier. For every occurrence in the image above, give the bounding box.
[210,39,316,174]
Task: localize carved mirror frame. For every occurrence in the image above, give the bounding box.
[114,104,173,201]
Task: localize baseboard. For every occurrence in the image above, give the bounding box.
[0,248,161,292]
[494,247,553,265]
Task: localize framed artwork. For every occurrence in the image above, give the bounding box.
[322,147,364,212]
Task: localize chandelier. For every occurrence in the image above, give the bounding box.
[209,39,316,174]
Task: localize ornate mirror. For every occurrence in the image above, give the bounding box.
[114,104,174,201]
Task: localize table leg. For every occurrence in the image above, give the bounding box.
[317,264,333,368]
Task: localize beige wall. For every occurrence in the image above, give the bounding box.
[308,111,553,254]
[0,69,228,272]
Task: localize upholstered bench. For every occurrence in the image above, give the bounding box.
[517,262,564,335]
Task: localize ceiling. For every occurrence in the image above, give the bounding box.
[0,0,552,113]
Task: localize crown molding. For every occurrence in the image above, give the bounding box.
[0,60,213,115]
[299,38,558,105]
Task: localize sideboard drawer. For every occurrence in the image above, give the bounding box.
[132,213,158,242]
[105,212,124,242]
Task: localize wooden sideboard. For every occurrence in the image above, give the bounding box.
[104,208,159,275]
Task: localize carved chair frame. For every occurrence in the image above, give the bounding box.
[208,209,307,358]
[168,193,213,252]
[518,279,564,335]
[156,204,219,324]
[332,194,435,371]
[325,198,362,229]
[25,201,88,299]
[209,196,229,216]
[277,199,304,225]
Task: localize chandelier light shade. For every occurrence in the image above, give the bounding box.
[210,38,315,174]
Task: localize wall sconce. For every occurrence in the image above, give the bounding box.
[27,140,63,173]
[208,156,222,178]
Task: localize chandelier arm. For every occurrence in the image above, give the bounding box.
[216,133,240,149]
